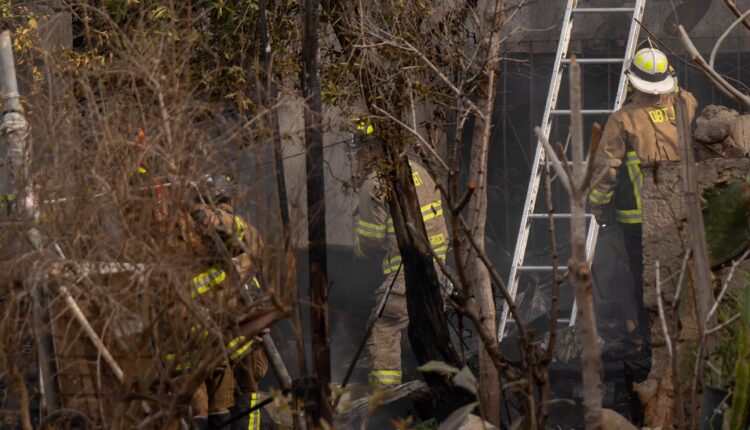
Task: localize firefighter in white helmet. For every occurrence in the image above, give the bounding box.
[350,119,449,389]
[589,47,698,352]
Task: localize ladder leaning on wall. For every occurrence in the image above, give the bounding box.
[498,0,647,342]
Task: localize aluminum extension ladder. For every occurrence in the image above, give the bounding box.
[498,0,647,341]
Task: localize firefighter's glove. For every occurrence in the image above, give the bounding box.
[590,203,611,226]
[191,204,221,232]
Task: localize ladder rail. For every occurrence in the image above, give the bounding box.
[497,0,578,341]
[570,0,647,326]
[499,0,647,341]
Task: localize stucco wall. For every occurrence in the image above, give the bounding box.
[504,0,750,54]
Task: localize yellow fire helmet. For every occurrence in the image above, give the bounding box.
[348,118,375,152]
[626,48,676,95]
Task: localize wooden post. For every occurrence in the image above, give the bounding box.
[301,0,332,424]
[675,94,715,338]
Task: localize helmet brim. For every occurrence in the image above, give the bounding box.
[627,72,676,95]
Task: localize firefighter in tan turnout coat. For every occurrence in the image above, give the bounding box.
[589,48,697,350]
[169,174,268,429]
[351,122,449,388]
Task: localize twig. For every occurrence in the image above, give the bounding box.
[707,248,750,323]
[710,9,750,68]
[543,156,560,366]
[723,0,750,32]
[58,285,124,383]
[371,104,451,173]
[655,261,673,359]
[672,249,692,311]
[539,155,559,427]
[533,127,573,194]
[581,123,602,189]
[678,25,750,109]
[706,313,741,336]
[453,184,476,214]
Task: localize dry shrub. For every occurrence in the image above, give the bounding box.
[0,2,297,427]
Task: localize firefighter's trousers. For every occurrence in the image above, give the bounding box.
[366,271,408,388]
[620,222,650,347]
[191,364,235,418]
[232,348,270,430]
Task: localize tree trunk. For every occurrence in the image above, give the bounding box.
[301,0,332,424]
[466,0,504,425]
[386,148,474,418]
[568,60,603,430]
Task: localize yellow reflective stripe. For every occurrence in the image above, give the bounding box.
[608,150,643,224]
[165,351,197,371]
[190,325,210,339]
[589,194,610,205]
[421,200,443,221]
[382,255,402,274]
[358,220,385,231]
[625,152,641,166]
[138,166,147,174]
[356,227,386,239]
[589,188,613,205]
[384,201,444,234]
[357,219,386,239]
[616,209,642,223]
[233,216,247,242]
[370,370,402,385]
[228,336,254,361]
[382,246,447,274]
[192,265,227,297]
[248,392,261,430]
[252,276,261,289]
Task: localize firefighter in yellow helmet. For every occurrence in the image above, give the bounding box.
[589,48,698,351]
[350,120,449,388]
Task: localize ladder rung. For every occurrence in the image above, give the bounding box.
[506,318,571,325]
[562,58,624,64]
[528,213,594,219]
[518,265,567,271]
[551,109,614,115]
[572,7,635,13]
[538,159,589,166]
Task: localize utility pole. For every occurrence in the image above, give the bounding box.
[301,0,332,425]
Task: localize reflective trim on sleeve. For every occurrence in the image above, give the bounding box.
[589,188,613,205]
[192,265,227,297]
[369,370,402,386]
[227,335,254,361]
[233,216,247,242]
